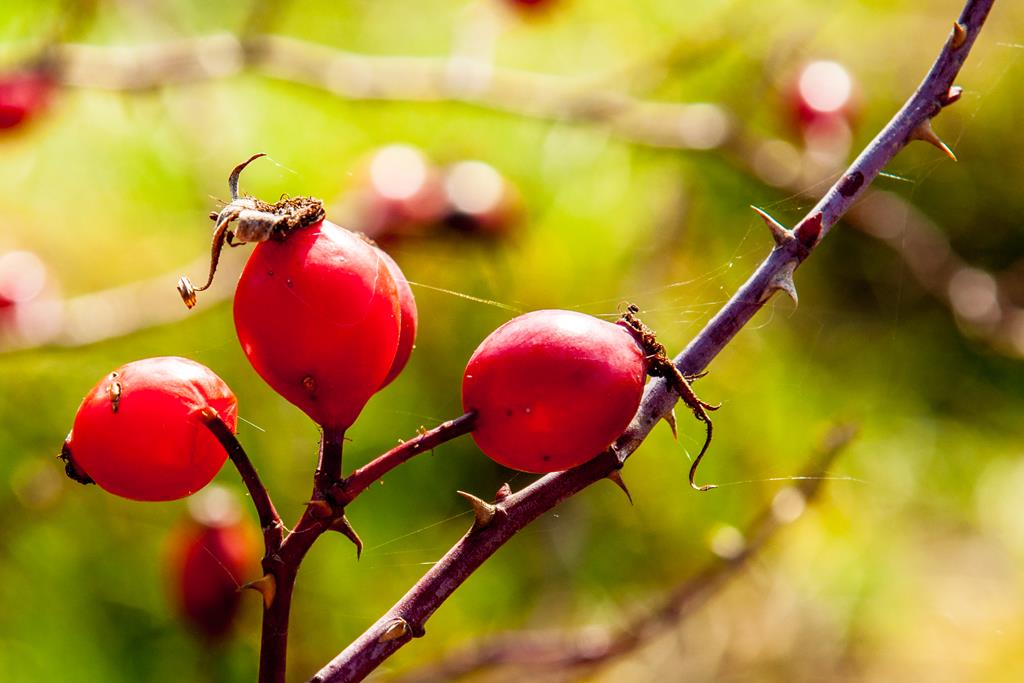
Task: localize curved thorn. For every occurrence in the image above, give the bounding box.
[663,408,678,440]
[241,573,277,609]
[228,152,267,200]
[456,490,497,528]
[329,514,364,559]
[750,205,791,246]
[909,120,957,161]
[606,469,633,505]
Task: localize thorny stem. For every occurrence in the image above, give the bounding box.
[311,1,996,680]
[257,418,474,683]
[199,411,284,552]
[257,427,346,683]
[395,425,856,683]
[330,412,477,506]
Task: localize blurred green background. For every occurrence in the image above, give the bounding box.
[2,0,1024,681]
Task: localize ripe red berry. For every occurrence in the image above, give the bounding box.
[0,71,52,130]
[233,219,401,429]
[64,357,238,501]
[376,249,417,388]
[167,487,257,641]
[462,310,647,473]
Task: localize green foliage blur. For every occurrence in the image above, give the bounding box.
[2,1,1024,681]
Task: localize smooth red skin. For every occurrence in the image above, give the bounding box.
[234,220,401,429]
[0,72,51,130]
[462,310,646,473]
[168,520,256,641]
[69,357,238,502]
[376,249,417,388]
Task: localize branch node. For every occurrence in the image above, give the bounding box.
[329,514,364,558]
[456,490,498,528]
[379,618,411,643]
[750,205,792,247]
[606,469,634,505]
[793,212,823,251]
[494,482,512,503]
[941,85,964,106]
[242,573,277,609]
[306,499,333,519]
[909,120,957,161]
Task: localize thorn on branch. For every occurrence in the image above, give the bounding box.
[329,515,364,559]
[764,261,799,306]
[750,205,792,247]
[242,573,277,609]
[606,469,633,505]
[456,491,498,529]
[663,408,678,440]
[951,21,968,49]
[909,120,957,161]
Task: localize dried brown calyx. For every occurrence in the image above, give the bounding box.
[617,304,720,491]
[177,154,326,309]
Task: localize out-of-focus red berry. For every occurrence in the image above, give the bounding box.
[64,357,238,501]
[787,60,859,135]
[462,310,647,473]
[233,220,401,430]
[440,160,519,237]
[355,145,447,241]
[0,71,53,130]
[167,487,258,641]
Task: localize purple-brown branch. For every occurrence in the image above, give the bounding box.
[310,2,996,681]
[330,412,477,506]
[395,425,856,683]
[200,411,284,552]
[213,417,475,683]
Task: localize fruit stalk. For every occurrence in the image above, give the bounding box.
[200,412,284,552]
[310,0,995,679]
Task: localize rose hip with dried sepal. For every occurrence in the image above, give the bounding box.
[179,155,404,430]
[62,357,238,501]
[463,307,719,487]
[462,310,647,473]
[233,220,402,430]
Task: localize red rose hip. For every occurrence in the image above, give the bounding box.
[233,220,401,429]
[64,357,238,501]
[462,309,647,473]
